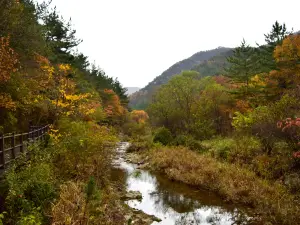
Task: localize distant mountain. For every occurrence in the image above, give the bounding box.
[192,49,233,76]
[126,87,140,95]
[129,47,233,109]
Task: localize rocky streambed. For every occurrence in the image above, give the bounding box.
[112,142,253,225]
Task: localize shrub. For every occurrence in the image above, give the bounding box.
[5,162,56,224]
[52,118,117,181]
[172,134,204,151]
[228,135,262,164]
[251,142,293,179]
[153,127,173,145]
[202,137,235,160]
[127,134,153,152]
[232,94,300,154]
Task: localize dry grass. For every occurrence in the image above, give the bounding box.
[51,181,125,225]
[51,182,87,225]
[148,146,300,224]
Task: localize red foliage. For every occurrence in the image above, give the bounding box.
[277,117,300,157]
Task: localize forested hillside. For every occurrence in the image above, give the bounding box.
[191,49,233,76]
[129,47,232,109]
[0,1,130,224]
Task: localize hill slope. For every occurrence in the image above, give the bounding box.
[126,87,140,95]
[129,47,232,109]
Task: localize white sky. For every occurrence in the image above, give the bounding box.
[43,0,300,87]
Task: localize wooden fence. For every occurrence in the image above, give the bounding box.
[0,125,50,170]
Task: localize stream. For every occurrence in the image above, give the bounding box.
[112,142,253,225]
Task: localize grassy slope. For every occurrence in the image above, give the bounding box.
[146,146,300,225]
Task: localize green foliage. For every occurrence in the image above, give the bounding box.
[228,135,262,163]
[149,72,232,139]
[52,118,117,181]
[264,21,292,46]
[85,176,96,201]
[192,50,233,76]
[232,94,299,153]
[17,209,43,225]
[172,135,203,151]
[232,111,255,131]
[224,39,258,98]
[202,137,235,160]
[43,7,82,64]
[153,127,173,145]
[5,161,55,223]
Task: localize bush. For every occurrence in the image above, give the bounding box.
[52,118,117,181]
[202,137,235,160]
[127,135,153,152]
[172,134,204,151]
[284,173,300,194]
[122,121,148,138]
[251,141,293,179]
[153,127,173,145]
[228,135,262,164]
[232,94,300,154]
[5,162,56,224]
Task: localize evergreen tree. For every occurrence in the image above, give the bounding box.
[225,39,257,97]
[264,21,291,45]
[43,7,82,64]
[256,21,293,73]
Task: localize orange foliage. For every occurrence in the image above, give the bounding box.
[0,93,16,110]
[235,100,251,113]
[0,36,19,83]
[270,34,300,90]
[130,110,149,123]
[103,89,126,118]
[213,75,232,88]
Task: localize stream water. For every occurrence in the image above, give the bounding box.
[112,142,253,225]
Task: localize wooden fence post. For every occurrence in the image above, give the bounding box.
[0,135,4,169]
[20,134,24,153]
[39,128,42,141]
[11,133,16,159]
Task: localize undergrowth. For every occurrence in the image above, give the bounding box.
[148,146,300,225]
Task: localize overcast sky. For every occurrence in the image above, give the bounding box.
[44,0,300,88]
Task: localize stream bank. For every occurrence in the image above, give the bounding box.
[113,142,255,225]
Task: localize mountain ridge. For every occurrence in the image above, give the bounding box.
[129,47,233,109]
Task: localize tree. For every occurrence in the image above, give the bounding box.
[130,110,149,124]
[87,65,129,105]
[43,7,82,64]
[265,21,292,45]
[269,34,300,92]
[148,71,231,138]
[225,39,258,97]
[256,21,293,73]
[0,0,48,60]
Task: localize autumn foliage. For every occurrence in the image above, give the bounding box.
[130,110,149,124]
[0,36,18,83]
[270,35,300,91]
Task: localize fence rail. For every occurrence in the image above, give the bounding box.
[0,125,50,170]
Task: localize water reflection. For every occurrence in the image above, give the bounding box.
[112,143,253,225]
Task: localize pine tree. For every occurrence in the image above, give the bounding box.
[225,39,257,97]
[43,8,82,64]
[256,21,293,73]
